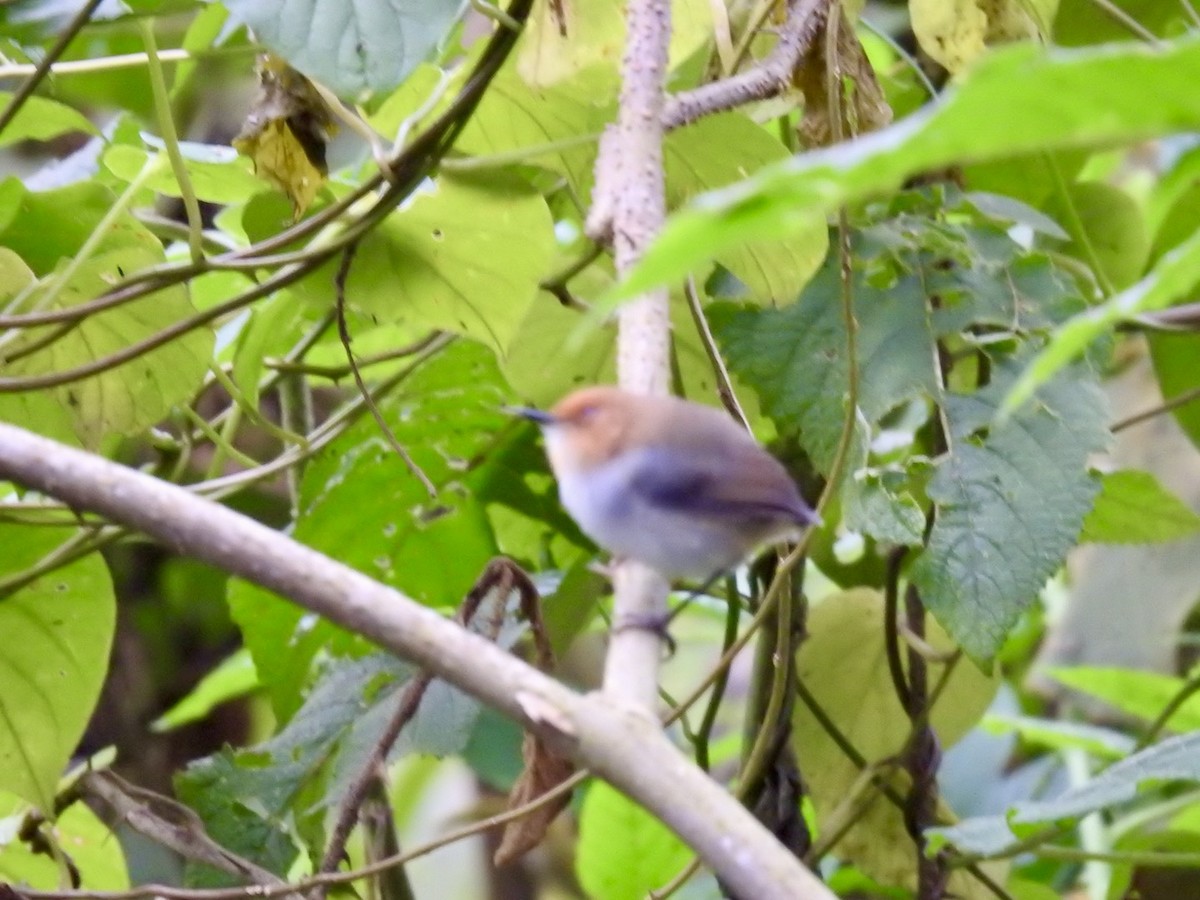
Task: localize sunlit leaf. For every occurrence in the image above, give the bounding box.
[0,92,97,147]
[615,36,1200,299]
[576,781,691,900]
[1081,469,1200,544]
[0,528,114,813]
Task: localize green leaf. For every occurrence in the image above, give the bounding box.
[711,240,939,473]
[1149,330,1200,452]
[516,0,712,86]
[0,248,77,445]
[1045,180,1149,291]
[103,143,263,204]
[0,180,136,274]
[0,794,129,889]
[842,470,926,546]
[174,751,301,883]
[981,713,1135,760]
[231,341,507,720]
[615,36,1200,298]
[0,528,114,813]
[152,649,259,733]
[224,0,463,96]
[345,174,555,353]
[911,358,1110,664]
[794,588,998,885]
[1048,665,1200,732]
[455,66,613,193]
[1081,469,1200,544]
[0,92,97,147]
[1002,225,1200,414]
[576,781,692,900]
[177,652,485,875]
[931,731,1200,855]
[1054,0,1189,45]
[2,242,213,447]
[663,113,828,305]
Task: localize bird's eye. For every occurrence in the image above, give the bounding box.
[577,405,598,419]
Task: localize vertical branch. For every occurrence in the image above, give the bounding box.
[591,0,674,709]
[903,584,949,899]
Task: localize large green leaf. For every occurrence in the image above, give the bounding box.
[1080,469,1200,544]
[911,358,1110,664]
[1,242,212,447]
[0,528,114,813]
[455,66,614,194]
[1003,225,1200,414]
[344,174,555,354]
[0,92,97,147]
[177,651,486,876]
[0,180,139,274]
[930,730,1200,856]
[230,341,507,720]
[103,143,263,205]
[614,36,1200,299]
[224,0,464,96]
[576,781,691,900]
[663,113,828,305]
[711,238,939,473]
[1149,330,1200,452]
[1048,665,1200,732]
[794,588,998,888]
[0,793,129,889]
[516,0,711,86]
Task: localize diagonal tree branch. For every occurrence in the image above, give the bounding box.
[663,0,831,130]
[0,422,835,900]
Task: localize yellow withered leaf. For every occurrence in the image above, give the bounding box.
[233,55,337,216]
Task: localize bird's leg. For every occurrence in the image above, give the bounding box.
[612,569,730,658]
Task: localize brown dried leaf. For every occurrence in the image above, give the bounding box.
[493,731,576,865]
[795,6,892,148]
[233,55,336,216]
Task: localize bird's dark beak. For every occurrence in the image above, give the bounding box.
[502,405,558,425]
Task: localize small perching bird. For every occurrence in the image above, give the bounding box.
[510,386,819,580]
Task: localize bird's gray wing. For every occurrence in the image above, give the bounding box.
[626,445,814,525]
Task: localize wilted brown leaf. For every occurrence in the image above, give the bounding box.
[233,55,336,216]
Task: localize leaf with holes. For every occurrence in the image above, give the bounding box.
[229,341,507,720]
[911,357,1110,664]
[345,174,555,354]
[711,244,939,473]
[1,241,211,448]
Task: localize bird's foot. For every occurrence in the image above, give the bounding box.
[612,610,678,658]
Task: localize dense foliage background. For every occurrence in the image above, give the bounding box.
[3,0,1200,897]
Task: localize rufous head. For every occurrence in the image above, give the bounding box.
[514,386,638,475]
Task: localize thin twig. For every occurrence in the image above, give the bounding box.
[691,575,742,771]
[1137,667,1200,748]
[0,0,105,136]
[140,18,204,263]
[684,276,750,429]
[334,245,437,498]
[1111,382,1200,432]
[15,772,588,900]
[663,0,830,129]
[1086,0,1163,43]
[318,674,434,881]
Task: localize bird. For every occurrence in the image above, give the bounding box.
[509,386,819,580]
